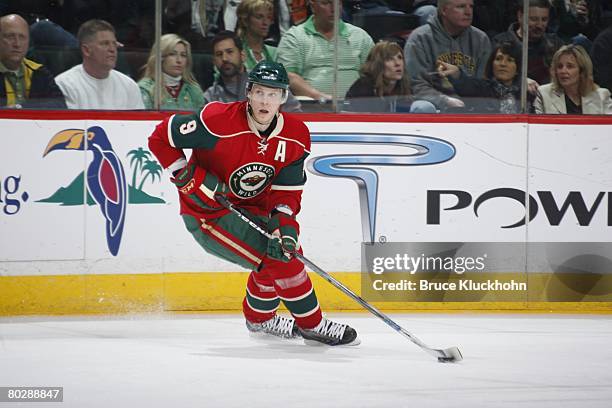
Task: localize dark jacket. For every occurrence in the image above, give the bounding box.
[345,76,413,112]
[0,58,67,109]
[592,26,612,92]
[492,23,566,85]
[550,0,604,42]
[449,72,534,114]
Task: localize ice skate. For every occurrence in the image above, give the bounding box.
[299,318,360,346]
[246,314,301,339]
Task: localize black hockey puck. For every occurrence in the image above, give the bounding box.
[438,357,455,363]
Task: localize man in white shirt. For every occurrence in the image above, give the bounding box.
[55,19,144,110]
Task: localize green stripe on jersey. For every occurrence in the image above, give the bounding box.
[170,113,218,149]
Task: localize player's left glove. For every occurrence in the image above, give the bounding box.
[267,212,299,262]
[171,164,229,211]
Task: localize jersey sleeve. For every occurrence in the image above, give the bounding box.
[268,151,309,216]
[148,111,219,174]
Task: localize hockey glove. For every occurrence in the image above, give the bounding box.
[171,164,229,211]
[267,212,300,262]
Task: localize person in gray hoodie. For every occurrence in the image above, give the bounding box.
[403,0,491,110]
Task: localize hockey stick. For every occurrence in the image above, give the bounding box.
[216,195,463,363]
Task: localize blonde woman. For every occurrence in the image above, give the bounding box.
[345,41,436,113]
[535,44,612,114]
[138,34,205,111]
[236,0,276,71]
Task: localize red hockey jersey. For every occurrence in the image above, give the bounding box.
[148,100,311,218]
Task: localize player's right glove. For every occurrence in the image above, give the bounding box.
[171,164,229,211]
[267,212,300,263]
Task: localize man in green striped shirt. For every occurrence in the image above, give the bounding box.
[276,0,374,101]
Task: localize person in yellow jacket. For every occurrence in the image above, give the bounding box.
[0,14,66,109]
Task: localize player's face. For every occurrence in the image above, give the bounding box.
[383,52,404,83]
[82,30,119,73]
[0,17,29,70]
[519,7,549,41]
[248,84,283,126]
[491,50,517,86]
[213,38,244,78]
[440,0,473,32]
[555,53,580,91]
[162,42,188,78]
[248,7,273,38]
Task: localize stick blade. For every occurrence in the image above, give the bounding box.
[437,347,463,363]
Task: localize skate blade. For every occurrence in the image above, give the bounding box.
[303,336,361,347]
[248,331,301,342]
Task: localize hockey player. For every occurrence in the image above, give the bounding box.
[148,60,359,346]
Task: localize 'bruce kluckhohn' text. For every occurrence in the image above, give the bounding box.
[371,279,527,292]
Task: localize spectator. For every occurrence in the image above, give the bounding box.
[493,0,565,85]
[404,0,491,110]
[165,0,224,50]
[0,14,66,109]
[225,0,307,43]
[345,40,437,113]
[236,0,276,71]
[437,41,537,113]
[411,1,439,26]
[204,30,301,111]
[138,34,205,111]
[344,1,393,22]
[55,19,144,110]
[592,24,612,91]
[276,0,374,101]
[549,0,604,43]
[274,0,311,38]
[471,0,516,39]
[224,0,242,31]
[534,44,612,114]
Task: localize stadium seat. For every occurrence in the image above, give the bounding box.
[351,12,420,43]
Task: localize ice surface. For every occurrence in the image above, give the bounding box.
[1,313,611,407]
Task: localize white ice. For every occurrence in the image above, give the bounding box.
[1,313,611,408]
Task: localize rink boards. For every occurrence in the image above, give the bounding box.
[1,111,611,315]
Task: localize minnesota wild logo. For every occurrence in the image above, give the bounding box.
[230,162,275,199]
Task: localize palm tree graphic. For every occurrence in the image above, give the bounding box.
[127,147,152,189]
[138,159,163,190]
[125,147,165,204]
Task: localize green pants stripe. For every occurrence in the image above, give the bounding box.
[245,292,281,312]
[182,211,269,270]
[281,290,319,315]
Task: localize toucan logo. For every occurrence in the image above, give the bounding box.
[308,133,456,243]
[39,127,165,256]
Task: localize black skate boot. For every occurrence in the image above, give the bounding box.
[299,318,360,346]
[246,315,301,339]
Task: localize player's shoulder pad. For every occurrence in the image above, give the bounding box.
[199,101,250,138]
[276,112,311,153]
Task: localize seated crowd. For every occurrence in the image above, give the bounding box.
[1,0,611,114]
